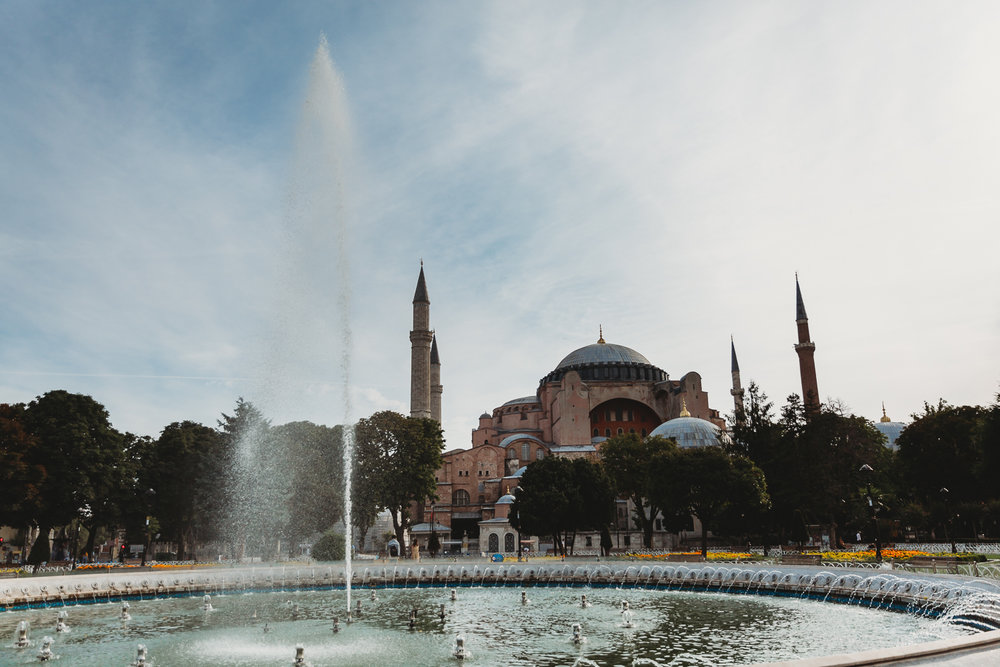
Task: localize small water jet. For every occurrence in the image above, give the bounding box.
[452,634,471,660]
[293,644,309,666]
[120,601,131,622]
[571,622,586,645]
[202,594,214,611]
[55,611,69,633]
[37,635,55,661]
[13,620,31,648]
[581,594,591,608]
[450,589,457,601]
[131,644,149,667]
[331,617,340,633]
[521,590,530,605]
[621,600,635,628]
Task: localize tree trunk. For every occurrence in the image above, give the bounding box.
[700,519,709,558]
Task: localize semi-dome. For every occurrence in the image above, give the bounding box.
[650,417,727,449]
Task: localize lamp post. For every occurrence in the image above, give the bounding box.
[140,488,156,567]
[859,464,882,563]
[940,487,957,554]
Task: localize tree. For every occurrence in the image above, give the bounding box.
[510,456,575,555]
[352,411,444,549]
[311,528,346,561]
[600,434,678,548]
[22,391,126,565]
[277,421,345,552]
[214,398,273,560]
[896,401,988,540]
[143,421,221,561]
[651,445,769,557]
[0,403,44,531]
[510,456,615,555]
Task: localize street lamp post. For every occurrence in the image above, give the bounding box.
[859,464,882,563]
[141,488,155,567]
[940,487,957,554]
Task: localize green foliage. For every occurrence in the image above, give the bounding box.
[511,456,615,555]
[311,530,346,561]
[600,434,679,547]
[143,421,221,560]
[353,411,445,547]
[22,391,127,564]
[649,445,769,556]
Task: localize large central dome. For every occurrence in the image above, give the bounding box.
[555,342,651,370]
[540,338,668,385]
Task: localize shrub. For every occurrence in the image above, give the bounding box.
[311,531,346,561]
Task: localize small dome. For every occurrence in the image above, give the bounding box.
[874,421,905,450]
[650,417,726,448]
[556,342,651,370]
[496,494,516,505]
[479,412,491,419]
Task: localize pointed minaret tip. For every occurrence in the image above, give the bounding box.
[795,274,808,321]
[730,336,740,373]
[431,334,440,365]
[597,325,605,344]
[413,263,429,303]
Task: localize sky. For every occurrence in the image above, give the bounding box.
[1,1,998,446]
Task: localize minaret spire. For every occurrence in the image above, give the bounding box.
[730,335,745,423]
[409,263,433,419]
[793,275,820,413]
[430,334,442,423]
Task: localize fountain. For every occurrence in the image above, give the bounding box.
[3,34,1000,667]
[36,635,55,661]
[452,634,471,660]
[572,622,586,644]
[55,610,69,633]
[13,620,30,648]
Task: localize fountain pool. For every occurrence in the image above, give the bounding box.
[0,571,983,666]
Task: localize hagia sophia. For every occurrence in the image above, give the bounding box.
[404,265,905,556]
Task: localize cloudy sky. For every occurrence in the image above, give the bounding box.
[1,1,998,445]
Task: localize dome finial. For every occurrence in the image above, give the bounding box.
[679,397,691,418]
[597,325,605,344]
[880,402,891,423]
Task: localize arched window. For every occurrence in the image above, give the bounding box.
[536,449,544,460]
[617,428,624,435]
[504,533,516,552]
[605,428,611,437]
[453,489,470,506]
[593,428,599,437]
[488,533,499,552]
[521,443,530,460]
[507,448,516,459]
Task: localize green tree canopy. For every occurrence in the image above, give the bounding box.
[650,445,769,557]
[353,411,444,548]
[22,390,126,564]
[600,434,679,548]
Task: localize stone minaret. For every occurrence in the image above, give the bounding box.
[730,336,745,422]
[794,275,820,413]
[430,334,442,423]
[409,263,432,419]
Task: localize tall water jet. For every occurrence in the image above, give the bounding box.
[230,32,356,609]
[292,32,356,620]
